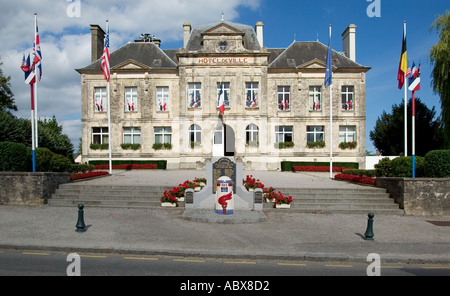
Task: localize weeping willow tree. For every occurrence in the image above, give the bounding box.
[429,10,450,148]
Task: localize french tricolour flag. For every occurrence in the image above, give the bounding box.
[408,62,420,92]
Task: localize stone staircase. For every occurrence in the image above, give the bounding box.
[48,183,179,208]
[263,187,404,214]
[50,183,403,214]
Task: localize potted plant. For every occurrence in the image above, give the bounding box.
[263,186,276,202]
[160,190,178,207]
[243,175,264,192]
[274,192,293,209]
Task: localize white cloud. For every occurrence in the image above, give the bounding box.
[1,0,261,151]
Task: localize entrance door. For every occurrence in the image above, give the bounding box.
[213,125,224,157]
[213,124,235,157]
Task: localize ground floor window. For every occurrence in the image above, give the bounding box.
[339,126,356,143]
[189,124,201,147]
[306,126,324,142]
[246,124,259,147]
[275,126,293,143]
[154,127,172,144]
[92,127,109,144]
[123,127,141,144]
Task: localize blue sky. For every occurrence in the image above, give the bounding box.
[1,0,447,155]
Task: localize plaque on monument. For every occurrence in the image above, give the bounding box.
[212,158,236,193]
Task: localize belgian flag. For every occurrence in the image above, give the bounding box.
[397,22,407,89]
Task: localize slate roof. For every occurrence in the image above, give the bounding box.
[268,41,369,70]
[77,21,369,73]
[185,20,261,51]
[77,42,178,73]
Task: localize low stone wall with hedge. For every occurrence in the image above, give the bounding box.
[0,172,70,206]
[376,177,450,216]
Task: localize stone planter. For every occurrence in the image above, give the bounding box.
[161,202,177,207]
[275,203,291,209]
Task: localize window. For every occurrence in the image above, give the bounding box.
[246,124,259,146]
[342,86,354,111]
[123,127,141,144]
[92,127,109,144]
[189,124,202,146]
[154,127,172,144]
[188,83,201,108]
[125,87,138,112]
[157,87,169,111]
[275,126,293,143]
[306,126,324,142]
[219,42,227,51]
[217,83,230,108]
[339,126,356,143]
[278,86,290,111]
[309,86,321,111]
[94,87,107,112]
[245,82,258,108]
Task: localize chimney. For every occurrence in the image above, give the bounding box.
[90,24,105,63]
[341,24,356,62]
[255,21,264,47]
[183,22,191,48]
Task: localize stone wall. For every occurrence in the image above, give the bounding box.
[376,177,450,216]
[0,172,70,206]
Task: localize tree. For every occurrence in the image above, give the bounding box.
[370,98,443,156]
[429,10,450,148]
[0,60,16,112]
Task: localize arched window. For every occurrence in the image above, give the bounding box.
[246,124,259,147]
[189,124,202,148]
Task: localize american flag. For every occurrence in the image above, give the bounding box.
[101,22,110,82]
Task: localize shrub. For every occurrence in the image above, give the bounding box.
[50,154,73,172]
[275,141,294,149]
[339,141,357,150]
[374,157,392,177]
[35,147,54,172]
[307,141,325,148]
[0,142,29,171]
[424,150,450,178]
[390,156,425,177]
[342,169,376,177]
[121,143,141,150]
[335,174,376,185]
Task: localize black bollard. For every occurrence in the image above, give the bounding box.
[364,212,374,240]
[76,203,86,232]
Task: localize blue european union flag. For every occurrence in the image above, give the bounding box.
[324,34,332,88]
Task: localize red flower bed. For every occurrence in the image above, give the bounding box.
[292,166,354,172]
[334,173,376,185]
[70,171,109,181]
[93,163,157,170]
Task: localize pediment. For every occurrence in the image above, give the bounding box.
[203,23,244,36]
[297,58,327,69]
[112,59,150,71]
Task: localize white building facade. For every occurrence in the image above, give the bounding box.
[77,20,370,170]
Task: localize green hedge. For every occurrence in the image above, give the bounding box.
[88,160,167,170]
[0,142,29,171]
[281,161,359,171]
[424,150,450,178]
[0,142,74,172]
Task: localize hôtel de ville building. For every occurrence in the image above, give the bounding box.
[77,19,370,170]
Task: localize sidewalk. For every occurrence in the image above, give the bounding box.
[0,170,449,264]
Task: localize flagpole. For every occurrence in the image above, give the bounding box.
[403,21,407,157]
[329,24,333,179]
[412,90,416,178]
[105,20,112,174]
[34,13,39,148]
[30,84,36,172]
